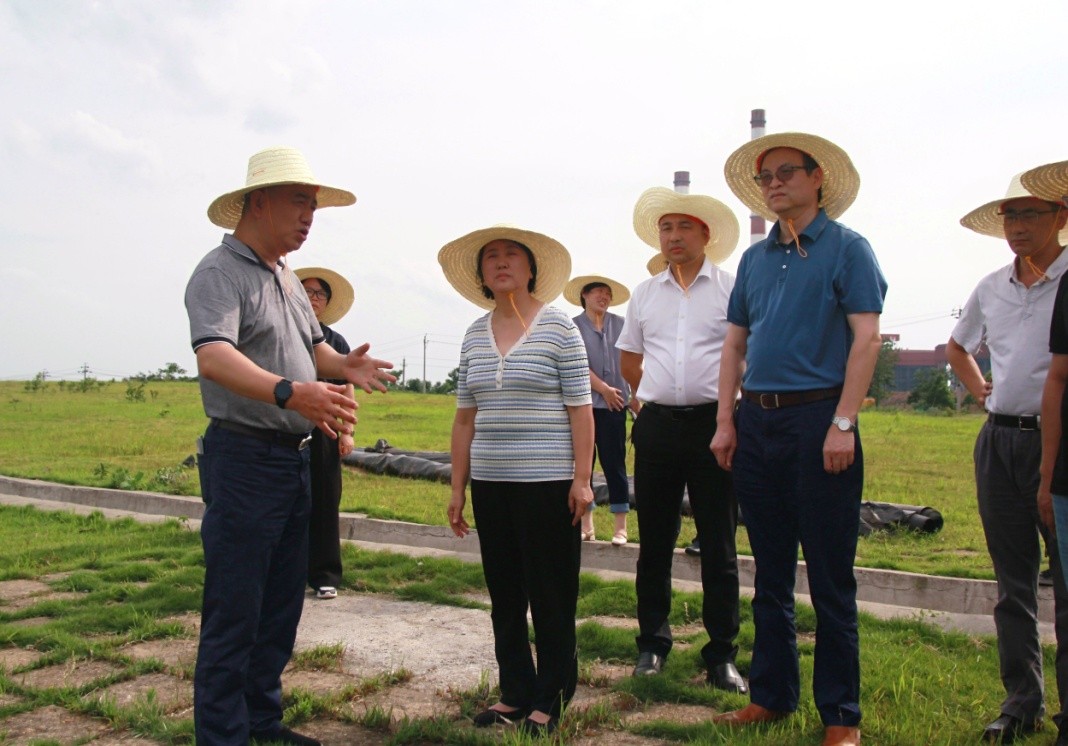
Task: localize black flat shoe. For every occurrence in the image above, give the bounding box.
[632,651,664,676]
[982,713,1040,743]
[707,661,748,694]
[472,706,527,727]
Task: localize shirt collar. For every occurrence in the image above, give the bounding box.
[765,209,830,247]
[222,233,276,271]
[653,256,714,288]
[1005,246,1068,285]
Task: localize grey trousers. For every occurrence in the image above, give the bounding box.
[975,422,1068,727]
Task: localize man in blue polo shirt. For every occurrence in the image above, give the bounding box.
[186,146,395,746]
[949,172,1068,745]
[711,133,886,746]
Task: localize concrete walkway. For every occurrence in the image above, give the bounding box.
[0,473,1054,642]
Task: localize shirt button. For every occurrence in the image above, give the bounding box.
[782,265,787,269]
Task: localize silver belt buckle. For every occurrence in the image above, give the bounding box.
[298,434,313,450]
[758,393,780,409]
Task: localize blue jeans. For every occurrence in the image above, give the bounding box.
[733,397,862,727]
[592,408,630,513]
[194,423,311,745]
[1056,493,1068,588]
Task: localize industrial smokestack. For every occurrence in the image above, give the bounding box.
[750,108,767,246]
[673,171,690,194]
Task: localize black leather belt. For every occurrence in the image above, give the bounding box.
[742,386,842,410]
[642,401,717,420]
[211,419,313,450]
[988,413,1040,431]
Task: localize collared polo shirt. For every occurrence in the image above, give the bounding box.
[185,234,323,433]
[573,311,627,409]
[952,248,1068,416]
[617,257,735,406]
[728,210,887,392]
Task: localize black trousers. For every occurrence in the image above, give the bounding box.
[471,479,580,717]
[307,429,343,589]
[632,402,740,667]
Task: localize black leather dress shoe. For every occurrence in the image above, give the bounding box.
[707,661,748,694]
[632,651,664,676]
[982,714,1040,743]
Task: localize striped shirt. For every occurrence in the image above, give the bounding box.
[457,305,592,482]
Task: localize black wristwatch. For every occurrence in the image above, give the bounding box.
[274,378,294,409]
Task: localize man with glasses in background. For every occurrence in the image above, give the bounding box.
[947,174,1068,745]
[713,133,885,746]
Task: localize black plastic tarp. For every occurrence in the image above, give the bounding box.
[345,441,943,535]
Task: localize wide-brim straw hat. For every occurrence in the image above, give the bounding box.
[960,172,1068,243]
[1020,160,1068,205]
[207,146,356,229]
[563,275,630,307]
[632,187,740,265]
[438,225,572,310]
[294,267,355,326]
[723,132,859,221]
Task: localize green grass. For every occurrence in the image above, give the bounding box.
[0,381,993,578]
[0,503,1051,745]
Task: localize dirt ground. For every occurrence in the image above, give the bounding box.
[0,580,685,745]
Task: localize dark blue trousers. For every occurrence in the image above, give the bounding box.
[592,408,630,512]
[733,397,862,727]
[632,402,740,668]
[471,479,580,718]
[194,423,311,745]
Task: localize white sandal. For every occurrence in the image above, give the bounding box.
[612,530,628,546]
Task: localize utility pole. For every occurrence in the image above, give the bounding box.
[80,363,90,380]
[422,334,428,393]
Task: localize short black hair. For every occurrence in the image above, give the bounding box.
[476,241,537,300]
[579,281,610,309]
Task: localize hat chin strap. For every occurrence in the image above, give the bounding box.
[784,219,808,258]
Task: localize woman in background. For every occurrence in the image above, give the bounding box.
[296,267,355,601]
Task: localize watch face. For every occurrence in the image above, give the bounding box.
[835,417,851,432]
[275,379,293,408]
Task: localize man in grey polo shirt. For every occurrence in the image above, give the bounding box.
[947,173,1068,745]
[186,146,394,746]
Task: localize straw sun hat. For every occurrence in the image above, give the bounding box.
[207,146,356,229]
[632,187,740,265]
[294,267,355,326]
[960,172,1068,243]
[1020,160,1068,206]
[563,275,630,307]
[723,132,860,221]
[438,225,572,310]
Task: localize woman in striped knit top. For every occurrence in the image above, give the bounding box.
[438,225,595,737]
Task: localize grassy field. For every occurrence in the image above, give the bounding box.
[0,505,1045,745]
[0,381,994,579]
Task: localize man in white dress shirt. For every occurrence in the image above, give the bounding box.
[617,186,745,693]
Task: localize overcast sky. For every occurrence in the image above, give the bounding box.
[2,0,1066,384]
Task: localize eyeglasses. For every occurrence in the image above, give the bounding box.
[997,208,1061,225]
[304,288,329,300]
[753,164,810,188]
